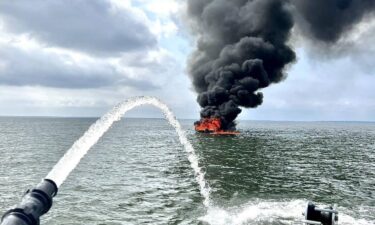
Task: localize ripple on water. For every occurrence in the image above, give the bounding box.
[0,118,374,224]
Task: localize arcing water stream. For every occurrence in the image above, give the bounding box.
[46,96,211,207]
[44,96,374,225]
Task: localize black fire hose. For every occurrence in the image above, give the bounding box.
[1,179,58,225]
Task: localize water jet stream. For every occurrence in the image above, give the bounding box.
[46,96,211,207]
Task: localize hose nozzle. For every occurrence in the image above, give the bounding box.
[1,179,58,225]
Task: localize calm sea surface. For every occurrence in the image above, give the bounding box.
[0,117,374,225]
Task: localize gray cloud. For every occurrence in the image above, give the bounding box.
[120,51,179,76]
[0,44,158,90]
[0,0,157,55]
[0,0,197,118]
[242,46,375,121]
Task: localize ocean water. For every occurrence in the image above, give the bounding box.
[0,117,374,225]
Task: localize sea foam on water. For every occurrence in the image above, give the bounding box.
[45,96,373,225]
[200,200,375,225]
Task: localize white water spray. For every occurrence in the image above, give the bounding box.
[200,200,375,225]
[46,96,211,207]
[44,96,373,225]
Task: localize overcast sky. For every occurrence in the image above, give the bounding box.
[0,0,374,121]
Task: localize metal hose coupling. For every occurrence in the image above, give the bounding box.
[1,179,58,225]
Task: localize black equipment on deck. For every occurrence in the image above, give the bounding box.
[302,202,338,225]
[1,179,58,225]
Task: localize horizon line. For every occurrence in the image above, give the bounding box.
[0,115,374,123]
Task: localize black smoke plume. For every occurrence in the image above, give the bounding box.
[292,0,375,43]
[187,0,296,130]
[186,0,375,130]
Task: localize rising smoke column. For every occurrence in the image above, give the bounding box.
[292,0,375,43]
[186,0,296,130]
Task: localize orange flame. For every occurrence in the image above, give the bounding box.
[194,118,240,135]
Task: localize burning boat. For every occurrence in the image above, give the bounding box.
[194,118,239,135]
